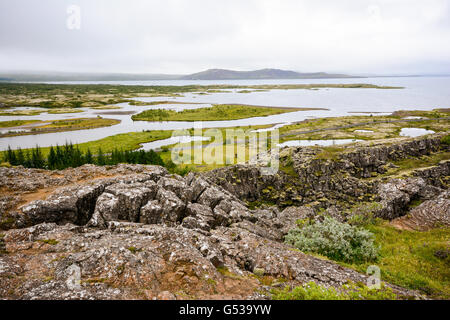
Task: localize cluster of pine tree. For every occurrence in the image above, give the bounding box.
[3,143,166,170]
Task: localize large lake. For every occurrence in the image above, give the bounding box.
[1,76,449,150]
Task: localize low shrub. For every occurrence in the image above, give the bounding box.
[347,202,383,227]
[285,217,379,263]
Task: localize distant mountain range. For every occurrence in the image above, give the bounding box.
[0,68,361,82]
[180,68,359,80]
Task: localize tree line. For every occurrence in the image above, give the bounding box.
[3,143,168,170]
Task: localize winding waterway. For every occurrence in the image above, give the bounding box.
[1,76,449,150]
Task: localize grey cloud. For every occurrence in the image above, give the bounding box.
[0,0,449,74]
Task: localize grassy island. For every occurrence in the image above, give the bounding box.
[131,104,325,122]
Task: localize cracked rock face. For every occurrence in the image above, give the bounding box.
[203,135,448,208]
[13,168,250,232]
[2,132,447,300]
[375,177,442,219]
[391,190,450,231]
[1,219,419,300]
[0,163,425,300]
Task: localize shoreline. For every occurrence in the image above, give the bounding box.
[0,118,121,138]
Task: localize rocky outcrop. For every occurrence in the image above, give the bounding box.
[202,164,301,205]
[203,135,448,211]
[290,135,444,200]
[10,167,309,243]
[0,219,420,300]
[391,190,450,231]
[0,162,425,300]
[375,177,442,219]
[20,182,106,227]
[413,160,450,188]
[1,134,448,300]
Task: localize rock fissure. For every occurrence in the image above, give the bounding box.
[0,135,448,299]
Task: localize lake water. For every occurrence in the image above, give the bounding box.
[1,76,449,150]
[399,128,436,137]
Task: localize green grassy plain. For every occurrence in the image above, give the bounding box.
[340,223,450,299]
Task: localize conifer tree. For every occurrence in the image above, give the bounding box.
[16,148,25,166]
[48,146,57,169]
[97,148,106,165]
[85,148,93,164]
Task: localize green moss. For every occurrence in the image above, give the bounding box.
[205,278,217,288]
[39,239,59,245]
[216,266,243,280]
[250,274,277,286]
[0,217,15,230]
[127,246,142,254]
[253,267,265,277]
[314,147,344,161]
[246,199,278,210]
[279,156,297,177]
[408,199,424,209]
[83,278,108,284]
[50,255,67,263]
[272,281,398,300]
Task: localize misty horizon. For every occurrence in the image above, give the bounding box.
[1,0,450,76]
[1,68,449,78]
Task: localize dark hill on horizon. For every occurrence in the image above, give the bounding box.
[181,68,359,80]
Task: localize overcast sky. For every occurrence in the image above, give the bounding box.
[0,0,449,75]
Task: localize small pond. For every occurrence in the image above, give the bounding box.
[399,128,435,137]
